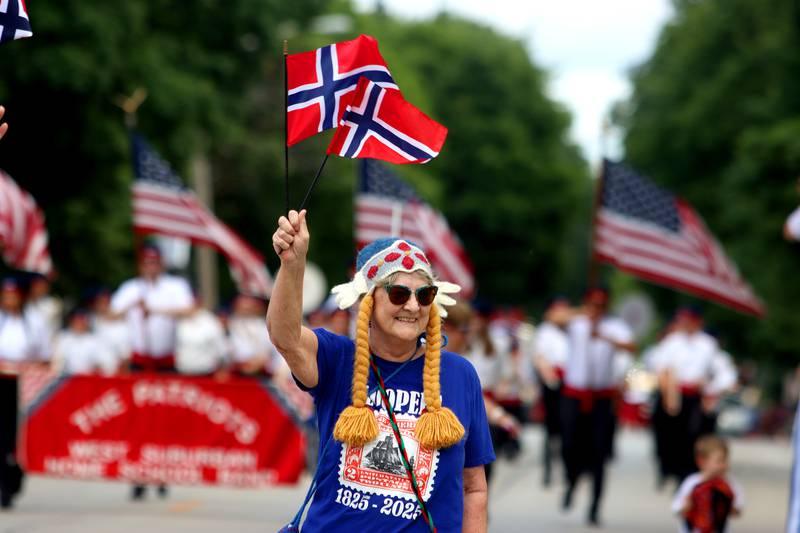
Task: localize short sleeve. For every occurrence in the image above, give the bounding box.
[463,363,496,468]
[671,475,697,515]
[110,280,139,314]
[610,319,633,344]
[172,278,194,308]
[294,328,353,402]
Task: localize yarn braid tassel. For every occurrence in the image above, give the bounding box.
[333,293,379,447]
[415,304,465,449]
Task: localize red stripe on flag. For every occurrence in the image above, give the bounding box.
[0,170,52,275]
[132,182,272,298]
[594,207,763,317]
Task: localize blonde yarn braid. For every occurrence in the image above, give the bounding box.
[333,293,379,447]
[415,304,465,449]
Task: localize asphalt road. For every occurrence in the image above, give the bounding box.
[1,427,792,532]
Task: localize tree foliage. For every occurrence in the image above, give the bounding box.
[356,13,591,306]
[0,2,590,313]
[619,0,800,369]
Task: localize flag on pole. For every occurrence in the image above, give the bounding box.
[593,159,764,317]
[287,34,396,146]
[327,77,447,164]
[0,169,52,275]
[356,159,474,297]
[0,0,32,44]
[131,134,272,298]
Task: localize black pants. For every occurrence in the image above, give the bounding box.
[539,381,562,485]
[129,362,173,496]
[651,392,677,482]
[0,376,23,503]
[675,394,714,482]
[560,395,614,514]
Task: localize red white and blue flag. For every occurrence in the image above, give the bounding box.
[286,34,396,146]
[356,160,474,296]
[594,160,764,317]
[327,77,447,164]
[131,134,273,298]
[0,169,52,275]
[0,0,32,45]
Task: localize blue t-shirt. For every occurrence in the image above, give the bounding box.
[298,328,495,532]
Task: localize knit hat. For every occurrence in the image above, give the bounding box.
[330,238,464,450]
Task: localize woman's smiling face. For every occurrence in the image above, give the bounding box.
[371,271,434,345]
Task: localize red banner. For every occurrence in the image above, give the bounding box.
[20,374,306,487]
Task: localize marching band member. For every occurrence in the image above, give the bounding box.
[547,286,636,526]
[533,296,570,487]
[652,307,737,483]
[109,243,193,500]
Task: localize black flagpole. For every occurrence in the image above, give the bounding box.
[299,153,329,211]
[284,40,290,215]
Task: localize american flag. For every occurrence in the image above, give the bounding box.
[131,134,272,298]
[0,0,32,44]
[594,160,764,317]
[0,169,52,275]
[355,159,474,297]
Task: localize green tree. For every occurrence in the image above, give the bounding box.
[619,0,800,372]
[356,13,592,307]
[0,0,330,297]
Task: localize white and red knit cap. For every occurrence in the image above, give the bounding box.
[330,238,460,317]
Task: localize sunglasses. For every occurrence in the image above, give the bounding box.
[383,284,438,306]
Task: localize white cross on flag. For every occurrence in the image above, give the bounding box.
[0,0,33,45]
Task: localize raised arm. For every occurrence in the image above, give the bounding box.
[267,209,319,388]
[0,106,8,140]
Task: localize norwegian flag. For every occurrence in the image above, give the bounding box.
[131,134,272,298]
[287,34,396,146]
[0,0,32,45]
[327,77,447,164]
[0,169,52,275]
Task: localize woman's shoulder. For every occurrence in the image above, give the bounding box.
[313,327,354,352]
[441,350,481,378]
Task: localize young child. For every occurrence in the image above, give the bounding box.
[671,434,744,533]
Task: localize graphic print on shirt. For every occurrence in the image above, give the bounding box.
[338,409,439,501]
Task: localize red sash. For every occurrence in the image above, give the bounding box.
[562,385,617,413]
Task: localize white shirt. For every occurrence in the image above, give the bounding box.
[93,315,131,364]
[176,309,228,375]
[465,339,502,391]
[534,322,568,368]
[25,296,63,342]
[672,472,744,533]
[0,310,50,362]
[228,315,279,371]
[564,315,633,390]
[52,330,117,375]
[787,206,800,240]
[110,275,193,357]
[655,331,737,394]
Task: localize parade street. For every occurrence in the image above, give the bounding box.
[1,427,789,532]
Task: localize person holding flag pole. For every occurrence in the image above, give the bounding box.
[0,106,7,140]
[269,209,493,532]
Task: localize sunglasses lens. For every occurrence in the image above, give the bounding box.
[386,285,412,305]
[416,286,438,306]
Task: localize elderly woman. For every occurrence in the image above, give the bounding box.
[268,210,494,532]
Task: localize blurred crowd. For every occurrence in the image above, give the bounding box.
[0,260,295,384]
[0,242,781,529]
